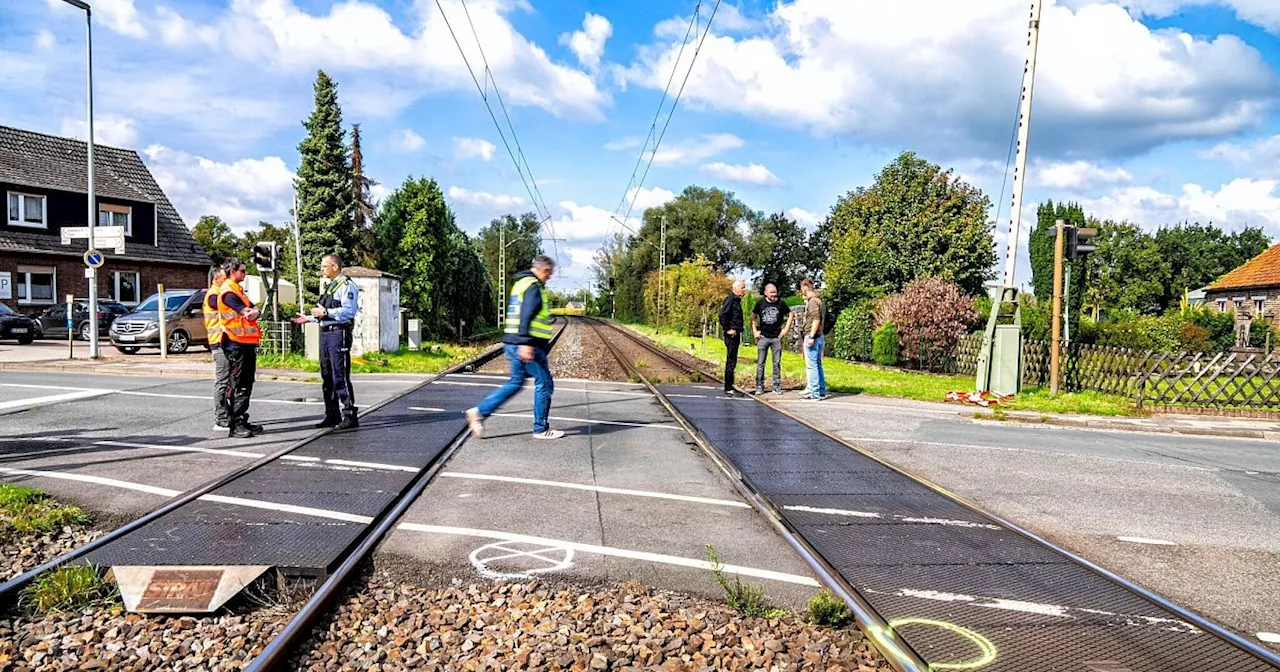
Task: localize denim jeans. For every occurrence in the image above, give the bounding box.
[477,344,554,433]
[804,334,826,397]
[756,336,783,391]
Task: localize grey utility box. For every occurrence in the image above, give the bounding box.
[304,322,321,361]
[407,318,421,350]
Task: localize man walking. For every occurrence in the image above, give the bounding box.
[466,256,563,440]
[203,265,231,431]
[751,283,792,395]
[799,278,828,400]
[718,280,747,396]
[294,254,360,430]
[218,258,264,437]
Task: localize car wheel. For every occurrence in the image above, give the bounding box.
[17,336,34,345]
[79,321,93,341]
[118,346,140,355]
[167,330,190,354]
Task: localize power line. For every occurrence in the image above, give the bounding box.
[435,0,559,263]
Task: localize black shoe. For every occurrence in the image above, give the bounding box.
[228,425,256,438]
[315,418,340,429]
[242,421,264,434]
[724,389,738,397]
[337,415,359,430]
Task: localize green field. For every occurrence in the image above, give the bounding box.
[257,342,493,374]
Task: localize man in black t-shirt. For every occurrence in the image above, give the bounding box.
[751,283,793,395]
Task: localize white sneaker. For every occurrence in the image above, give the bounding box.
[465,408,485,438]
[532,429,565,440]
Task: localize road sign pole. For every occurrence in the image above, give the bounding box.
[158,283,167,360]
[84,6,99,359]
[67,294,74,359]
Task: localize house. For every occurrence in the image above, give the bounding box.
[1204,242,1280,346]
[0,125,211,315]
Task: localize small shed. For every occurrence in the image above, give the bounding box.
[333,266,400,356]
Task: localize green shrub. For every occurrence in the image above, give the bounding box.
[1183,306,1235,352]
[872,321,899,366]
[828,300,875,361]
[974,294,993,330]
[1096,311,1179,352]
[705,545,773,618]
[1250,319,1278,349]
[805,590,852,627]
[20,563,117,615]
[1075,315,1099,345]
[874,277,978,366]
[784,295,804,307]
[1177,322,1211,353]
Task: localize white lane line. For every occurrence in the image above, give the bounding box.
[0,437,73,443]
[408,407,677,430]
[325,459,418,473]
[878,586,1199,633]
[397,523,819,587]
[1117,536,1176,546]
[782,504,1000,530]
[439,472,750,508]
[0,467,815,585]
[431,381,652,397]
[449,373,648,389]
[784,504,880,519]
[845,437,1218,472]
[94,440,265,459]
[0,389,114,414]
[779,400,957,417]
[1258,632,1280,644]
[0,384,322,405]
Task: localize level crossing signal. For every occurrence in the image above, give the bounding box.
[1066,226,1097,262]
[253,241,279,272]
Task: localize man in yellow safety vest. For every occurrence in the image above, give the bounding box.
[466,256,562,440]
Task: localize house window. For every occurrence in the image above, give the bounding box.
[1217,299,1227,312]
[98,203,132,235]
[113,271,140,305]
[15,266,55,304]
[1256,299,1267,316]
[6,191,47,228]
[1233,299,1244,313]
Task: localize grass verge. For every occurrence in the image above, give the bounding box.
[257,342,492,374]
[20,563,118,615]
[0,484,91,541]
[620,322,1141,417]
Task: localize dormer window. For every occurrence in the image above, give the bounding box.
[99,203,132,235]
[7,191,46,228]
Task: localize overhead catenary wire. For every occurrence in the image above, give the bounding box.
[435,0,559,263]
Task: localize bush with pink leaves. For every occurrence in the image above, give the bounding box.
[874,277,979,366]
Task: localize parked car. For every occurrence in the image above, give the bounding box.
[35,300,130,341]
[0,303,37,344]
[109,289,210,355]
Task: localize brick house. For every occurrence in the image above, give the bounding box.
[1204,242,1280,346]
[1,125,210,316]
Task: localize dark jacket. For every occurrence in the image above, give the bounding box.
[718,293,743,334]
[502,270,550,351]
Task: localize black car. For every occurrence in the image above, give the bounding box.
[0,303,37,344]
[35,300,130,341]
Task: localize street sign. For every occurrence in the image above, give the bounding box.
[62,226,126,254]
[84,249,105,268]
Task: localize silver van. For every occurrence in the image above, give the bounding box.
[109,289,210,354]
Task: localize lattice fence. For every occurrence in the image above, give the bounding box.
[945,335,1158,396]
[1137,351,1280,411]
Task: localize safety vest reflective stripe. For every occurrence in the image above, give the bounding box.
[217,279,261,345]
[504,276,553,340]
[202,285,223,345]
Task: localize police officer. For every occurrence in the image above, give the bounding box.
[295,253,360,429]
[218,258,264,438]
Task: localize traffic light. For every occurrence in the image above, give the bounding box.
[1066,226,1097,262]
[253,241,278,272]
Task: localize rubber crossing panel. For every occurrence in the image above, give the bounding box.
[659,384,1277,672]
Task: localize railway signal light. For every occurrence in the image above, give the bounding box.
[1067,226,1097,262]
[253,241,278,272]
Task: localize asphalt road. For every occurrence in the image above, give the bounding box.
[777,394,1280,653]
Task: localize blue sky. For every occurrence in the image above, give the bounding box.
[3,0,1279,292]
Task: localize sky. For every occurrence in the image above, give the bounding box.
[3,0,1280,293]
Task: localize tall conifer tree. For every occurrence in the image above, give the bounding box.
[295,70,354,300]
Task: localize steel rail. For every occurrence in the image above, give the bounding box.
[0,336,509,605]
[243,321,566,671]
[592,317,1280,669]
[580,317,929,672]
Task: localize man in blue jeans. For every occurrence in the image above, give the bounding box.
[799,278,828,400]
[466,256,563,440]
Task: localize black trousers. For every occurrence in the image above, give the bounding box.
[224,342,257,426]
[723,332,741,392]
[320,328,356,421]
[212,346,231,424]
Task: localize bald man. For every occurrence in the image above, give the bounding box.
[717,279,748,396]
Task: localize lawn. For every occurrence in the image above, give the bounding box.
[257,342,493,374]
[620,323,1142,417]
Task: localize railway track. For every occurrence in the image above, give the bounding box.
[0,324,564,671]
[580,316,1280,672]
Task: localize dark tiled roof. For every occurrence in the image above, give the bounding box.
[1207,243,1280,292]
[0,125,211,266]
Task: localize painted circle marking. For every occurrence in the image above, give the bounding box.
[1258,632,1280,644]
[1116,536,1176,546]
[469,541,574,580]
[889,618,997,671]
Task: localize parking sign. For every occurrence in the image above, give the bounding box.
[0,272,9,300]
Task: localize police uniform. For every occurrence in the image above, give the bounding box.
[313,274,360,428]
[217,277,262,437]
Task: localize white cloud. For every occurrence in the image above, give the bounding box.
[393,129,427,153]
[1108,0,1280,35]
[701,162,783,186]
[559,13,612,70]
[35,29,55,50]
[623,0,1276,158]
[550,201,633,241]
[454,137,497,161]
[1080,179,1280,232]
[142,145,295,231]
[604,137,643,151]
[1203,134,1280,177]
[788,207,821,228]
[59,114,141,148]
[447,186,526,210]
[605,133,744,165]
[1036,160,1133,190]
[624,186,676,213]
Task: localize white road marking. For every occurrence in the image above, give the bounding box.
[881,587,1199,633]
[439,472,750,508]
[409,407,677,430]
[450,373,648,389]
[94,440,265,459]
[0,467,815,585]
[1117,536,1177,546]
[0,437,73,443]
[782,504,1000,529]
[0,383,322,405]
[1258,632,1280,644]
[325,458,417,473]
[845,437,1218,472]
[433,380,651,398]
[0,389,114,414]
[398,523,820,586]
[779,399,957,417]
[470,540,574,579]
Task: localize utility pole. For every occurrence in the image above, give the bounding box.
[658,215,667,332]
[293,193,304,315]
[498,223,506,327]
[1050,219,1065,396]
